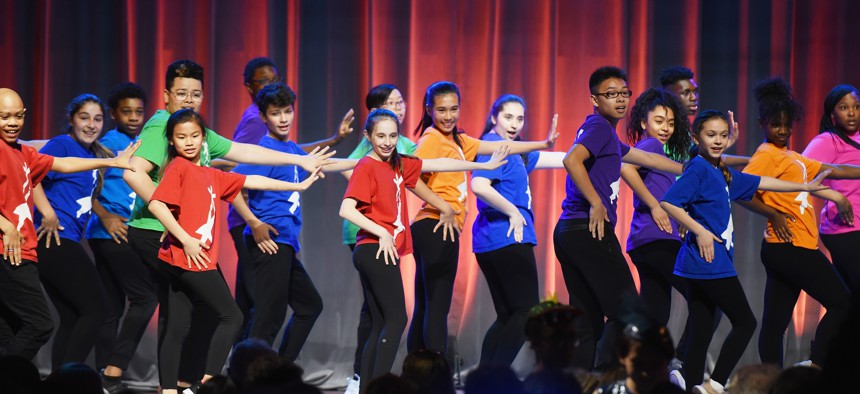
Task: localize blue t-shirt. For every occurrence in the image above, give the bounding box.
[560,114,631,226]
[232,136,308,252]
[86,129,137,239]
[626,137,681,251]
[34,134,98,241]
[662,156,760,279]
[471,132,539,253]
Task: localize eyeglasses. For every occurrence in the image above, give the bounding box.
[593,90,632,99]
[383,99,405,109]
[170,90,204,102]
[250,77,283,86]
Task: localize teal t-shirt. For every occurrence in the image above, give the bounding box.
[128,109,233,231]
[341,136,417,245]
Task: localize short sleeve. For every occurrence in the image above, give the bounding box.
[799,154,823,179]
[38,138,68,182]
[216,170,246,203]
[23,146,55,185]
[525,151,541,173]
[662,164,703,208]
[344,161,373,206]
[206,130,233,159]
[802,133,837,163]
[232,117,267,144]
[472,153,503,182]
[460,133,481,161]
[574,125,610,158]
[728,169,760,202]
[620,143,631,157]
[742,149,776,177]
[400,138,418,155]
[134,115,170,168]
[100,132,128,153]
[348,139,374,159]
[415,133,442,159]
[402,157,423,189]
[151,162,184,208]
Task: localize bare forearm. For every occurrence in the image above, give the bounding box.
[339,200,389,239]
[223,142,304,166]
[243,175,304,192]
[299,135,342,153]
[32,185,55,217]
[623,148,683,175]
[812,188,848,203]
[148,200,190,241]
[564,159,602,207]
[91,199,111,219]
[321,158,358,173]
[723,155,750,167]
[471,178,519,217]
[51,156,117,173]
[660,202,707,234]
[736,196,779,219]
[821,163,860,179]
[123,169,156,204]
[620,164,659,209]
[409,181,453,214]
[533,151,566,169]
[229,192,261,224]
[478,139,548,155]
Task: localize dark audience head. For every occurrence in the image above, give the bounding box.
[244,354,304,389]
[726,363,780,394]
[464,364,525,394]
[0,355,41,394]
[401,349,456,394]
[523,368,585,394]
[769,366,821,394]
[228,338,278,389]
[525,299,581,369]
[615,295,676,394]
[365,373,418,394]
[36,362,102,394]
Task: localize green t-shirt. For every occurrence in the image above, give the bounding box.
[341,136,417,245]
[128,109,233,231]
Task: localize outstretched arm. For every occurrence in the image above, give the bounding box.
[421,146,509,173]
[819,163,860,180]
[242,169,322,192]
[758,170,830,192]
[476,114,559,155]
[622,147,683,175]
[223,143,335,174]
[533,151,566,170]
[51,141,141,173]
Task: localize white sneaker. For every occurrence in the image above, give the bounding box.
[669,369,686,391]
[794,359,813,367]
[344,374,360,394]
[692,379,725,394]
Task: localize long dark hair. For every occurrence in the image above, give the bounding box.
[819,84,860,149]
[627,88,691,161]
[365,109,407,172]
[65,94,113,197]
[690,110,732,186]
[414,81,463,148]
[159,109,208,180]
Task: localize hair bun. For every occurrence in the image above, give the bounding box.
[754,77,793,102]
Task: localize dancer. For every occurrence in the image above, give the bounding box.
[342,83,413,392]
[621,88,690,326]
[554,66,684,372]
[408,81,558,356]
[82,83,156,391]
[32,94,116,369]
[471,94,565,366]
[0,88,138,361]
[148,109,322,394]
[742,78,851,368]
[340,108,508,393]
[660,110,829,393]
[802,84,860,296]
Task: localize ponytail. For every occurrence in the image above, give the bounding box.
[414,81,463,149]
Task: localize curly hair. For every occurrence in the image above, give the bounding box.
[627,88,691,161]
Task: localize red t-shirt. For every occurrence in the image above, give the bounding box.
[0,143,55,262]
[344,156,422,256]
[152,157,246,271]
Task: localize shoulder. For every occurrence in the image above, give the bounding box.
[635,137,664,153]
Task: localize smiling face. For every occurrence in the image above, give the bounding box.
[164,77,203,113]
[491,102,525,141]
[0,89,26,146]
[366,118,400,162]
[69,102,104,148]
[693,118,730,163]
[763,113,792,149]
[590,77,630,121]
[832,91,860,134]
[427,93,460,134]
[642,105,675,145]
[261,104,295,141]
[169,121,205,164]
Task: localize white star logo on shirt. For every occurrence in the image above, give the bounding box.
[609,178,621,204]
[722,186,733,251]
[195,186,217,245]
[792,159,812,215]
[76,196,92,218]
[392,175,405,241]
[14,163,32,230]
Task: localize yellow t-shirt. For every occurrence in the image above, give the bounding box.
[743,142,823,249]
[414,127,481,227]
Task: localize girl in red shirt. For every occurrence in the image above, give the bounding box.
[147,109,320,394]
[340,109,508,392]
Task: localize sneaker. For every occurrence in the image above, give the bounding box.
[100,370,126,394]
[344,374,360,394]
[692,379,725,394]
[182,382,202,394]
[669,369,686,391]
[794,359,813,367]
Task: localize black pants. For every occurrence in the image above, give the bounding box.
[407,219,459,355]
[348,243,372,376]
[821,231,860,299]
[128,227,214,382]
[230,225,254,342]
[553,219,636,371]
[475,243,539,366]
[353,244,407,392]
[158,263,242,389]
[91,238,158,370]
[0,260,53,359]
[681,276,756,386]
[758,242,850,366]
[247,240,322,361]
[36,239,108,369]
[627,240,686,325]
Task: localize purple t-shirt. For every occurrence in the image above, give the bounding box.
[560,114,631,226]
[626,137,681,251]
[227,103,269,229]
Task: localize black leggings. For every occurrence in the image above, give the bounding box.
[553,219,637,372]
[821,231,860,299]
[758,242,850,366]
[475,243,539,366]
[91,238,158,370]
[0,260,53,359]
[158,263,242,389]
[408,219,459,354]
[37,239,108,369]
[627,240,685,325]
[230,225,255,343]
[348,243,372,376]
[353,244,408,392]
[681,276,756,387]
[247,240,323,360]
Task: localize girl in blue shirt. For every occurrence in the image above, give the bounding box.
[33,94,114,369]
[471,94,565,367]
[660,110,828,393]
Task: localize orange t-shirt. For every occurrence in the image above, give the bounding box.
[743,142,823,249]
[414,127,481,227]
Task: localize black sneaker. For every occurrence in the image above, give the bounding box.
[182,381,202,394]
[100,370,127,394]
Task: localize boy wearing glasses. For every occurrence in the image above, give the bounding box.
[554,66,682,372]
